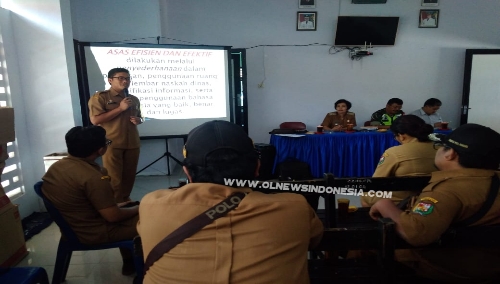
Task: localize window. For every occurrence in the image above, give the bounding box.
[0,26,24,200]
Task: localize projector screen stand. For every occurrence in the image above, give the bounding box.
[137,135,188,175]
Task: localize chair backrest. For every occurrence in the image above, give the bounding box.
[33,181,82,244]
[279,122,306,130]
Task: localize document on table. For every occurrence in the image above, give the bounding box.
[274,134,306,137]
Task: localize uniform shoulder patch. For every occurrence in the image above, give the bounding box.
[377,152,389,166]
[412,202,434,216]
[328,112,337,116]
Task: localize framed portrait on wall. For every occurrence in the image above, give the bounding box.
[297,12,317,31]
[419,9,439,28]
[421,0,438,6]
[299,0,315,9]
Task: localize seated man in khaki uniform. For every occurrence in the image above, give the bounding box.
[137,120,324,284]
[42,126,139,275]
[369,123,500,282]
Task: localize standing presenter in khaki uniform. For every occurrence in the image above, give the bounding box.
[88,68,142,202]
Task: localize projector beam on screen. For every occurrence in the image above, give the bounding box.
[83,43,233,136]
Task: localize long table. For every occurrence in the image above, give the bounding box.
[270,130,451,178]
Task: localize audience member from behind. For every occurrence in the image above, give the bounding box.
[369,123,500,282]
[410,98,444,128]
[370,98,404,128]
[42,126,140,275]
[321,99,357,131]
[361,115,437,207]
[137,120,324,284]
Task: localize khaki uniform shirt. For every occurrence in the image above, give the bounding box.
[137,183,324,284]
[42,156,119,244]
[321,112,357,129]
[88,89,141,149]
[397,169,500,281]
[362,140,437,206]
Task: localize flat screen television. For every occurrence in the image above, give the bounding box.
[334,16,400,46]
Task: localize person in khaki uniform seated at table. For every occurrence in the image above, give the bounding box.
[361,115,437,207]
[42,126,140,275]
[369,123,500,283]
[321,99,357,131]
[88,67,142,202]
[137,120,324,284]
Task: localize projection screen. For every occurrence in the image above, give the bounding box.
[76,42,233,136]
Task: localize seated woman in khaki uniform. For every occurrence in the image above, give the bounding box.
[361,115,437,207]
[321,99,357,131]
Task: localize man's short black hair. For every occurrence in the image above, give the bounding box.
[423,98,442,107]
[65,126,107,158]
[334,99,352,110]
[108,68,130,78]
[387,98,403,106]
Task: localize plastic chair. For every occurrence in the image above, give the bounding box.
[33,181,144,284]
[0,267,49,284]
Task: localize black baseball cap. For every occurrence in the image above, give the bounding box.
[429,123,500,156]
[183,120,255,167]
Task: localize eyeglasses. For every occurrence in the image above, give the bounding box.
[111,76,131,81]
[433,142,449,150]
[105,139,112,146]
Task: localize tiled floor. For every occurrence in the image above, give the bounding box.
[15,168,361,283]
[15,170,185,284]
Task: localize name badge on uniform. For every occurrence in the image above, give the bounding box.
[107,100,117,105]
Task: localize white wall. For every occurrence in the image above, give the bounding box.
[161,0,500,143]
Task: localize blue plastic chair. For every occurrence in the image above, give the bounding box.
[0,267,49,284]
[34,181,143,284]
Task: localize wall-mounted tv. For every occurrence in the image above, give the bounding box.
[334,16,400,46]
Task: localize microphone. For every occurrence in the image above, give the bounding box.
[123,88,131,110]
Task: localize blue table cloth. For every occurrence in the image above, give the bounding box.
[270,129,451,178]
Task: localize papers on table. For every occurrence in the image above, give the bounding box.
[274,134,306,137]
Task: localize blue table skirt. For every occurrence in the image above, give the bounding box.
[270,129,451,178]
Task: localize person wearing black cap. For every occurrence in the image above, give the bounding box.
[42,126,140,275]
[137,120,323,284]
[368,123,500,282]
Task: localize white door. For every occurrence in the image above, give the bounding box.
[463,50,500,134]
